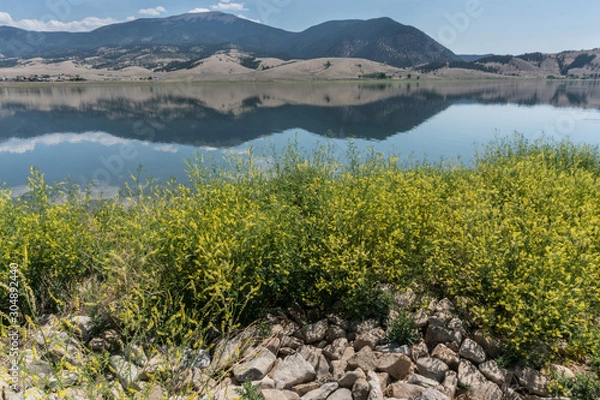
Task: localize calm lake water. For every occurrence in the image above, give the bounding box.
[1,80,600,197]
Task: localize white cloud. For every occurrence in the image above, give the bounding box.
[0,11,119,32]
[153,144,178,153]
[126,16,136,21]
[0,132,129,154]
[138,6,166,16]
[188,8,211,13]
[211,2,248,11]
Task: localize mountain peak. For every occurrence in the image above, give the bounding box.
[0,14,459,68]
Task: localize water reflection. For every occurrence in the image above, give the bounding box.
[1,80,599,146]
[1,80,600,192]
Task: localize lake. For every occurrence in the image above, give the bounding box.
[1,80,600,197]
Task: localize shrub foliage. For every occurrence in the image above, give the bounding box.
[1,135,600,360]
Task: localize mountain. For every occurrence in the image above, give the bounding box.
[0,12,459,68]
[417,49,600,79]
[458,54,494,62]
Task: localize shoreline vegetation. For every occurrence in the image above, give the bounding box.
[2,135,600,397]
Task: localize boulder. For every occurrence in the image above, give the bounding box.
[301,383,338,400]
[459,339,486,365]
[431,344,460,370]
[352,378,370,400]
[516,368,550,396]
[478,360,511,386]
[417,357,449,383]
[273,353,316,389]
[233,348,277,382]
[338,369,367,388]
[366,370,384,400]
[457,360,487,390]
[301,320,329,344]
[376,352,414,380]
[327,388,353,400]
[347,347,379,372]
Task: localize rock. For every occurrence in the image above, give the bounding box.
[328,315,351,331]
[273,353,316,389]
[37,330,84,367]
[287,304,308,326]
[125,344,148,367]
[261,376,276,389]
[234,348,277,382]
[346,346,379,372]
[442,371,458,399]
[354,329,385,351]
[338,369,367,388]
[110,355,141,390]
[366,370,384,400]
[135,384,165,400]
[282,336,305,350]
[516,368,550,396]
[548,364,575,380]
[421,388,450,400]
[352,378,370,400]
[293,382,321,396]
[472,330,502,359]
[447,318,463,332]
[180,348,211,370]
[411,341,429,362]
[456,381,503,400]
[22,388,45,400]
[417,357,449,383]
[315,353,331,380]
[393,289,416,311]
[376,372,390,391]
[326,325,348,342]
[88,329,122,352]
[478,360,511,386]
[212,332,254,371]
[324,338,349,361]
[428,317,446,327]
[327,388,353,400]
[408,374,443,389]
[69,316,93,342]
[459,339,486,365]
[301,320,329,344]
[301,382,338,400]
[47,370,79,389]
[63,387,89,400]
[265,336,282,355]
[331,360,347,381]
[262,389,301,400]
[298,346,321,370]
[431,344,460,370]
[376,353,414,380]
[457,360,487,390]
[384,381,426,399]
[411,309,430,328]
[351,319,380,335]
[139,353,168,381]
[425,325,461,348]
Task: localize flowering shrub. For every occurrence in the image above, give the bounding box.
[1,136,599,360]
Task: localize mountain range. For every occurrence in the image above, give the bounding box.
[0,12,460,69]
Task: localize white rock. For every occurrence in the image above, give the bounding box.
[273,353,316,390]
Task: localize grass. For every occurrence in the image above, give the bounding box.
[1,134,600,370]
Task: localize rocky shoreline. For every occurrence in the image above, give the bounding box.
[0,290,585,399]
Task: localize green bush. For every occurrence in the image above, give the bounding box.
[1,135,600,363]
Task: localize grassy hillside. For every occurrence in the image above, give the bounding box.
[1,136,600,364]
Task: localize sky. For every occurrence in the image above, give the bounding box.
[0,0,598,55]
